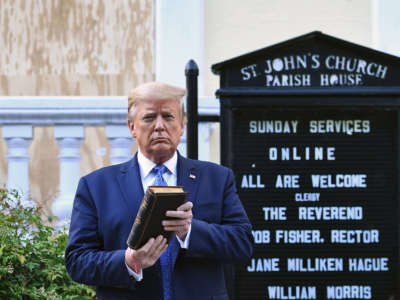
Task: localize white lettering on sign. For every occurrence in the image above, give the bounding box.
[309,120,370,135]
[267,286,317,299]
[287,257,343,272]
[246,258,280,272]
[241,64,258,80]
[268,147,335,161]
[275,175,300,188]
[320,73,363,86]
[263,207,287,220]
[324,56,388,79]
[249,120,298,133]
[330,230,379,244]
[348,257,389,272]
[326,286,372,299]
[241,174,265,188]
[252,230,270,244]
[266,74,311,87]
[264,54,320,73]
[275,230,324,244]
[298,206,363,220]
[310,174,367,188]
[295,193,320,202]
[241,54,390,87]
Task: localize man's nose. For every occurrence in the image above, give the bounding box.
[154,115,165,130]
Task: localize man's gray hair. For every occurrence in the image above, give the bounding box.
[128,82,186,124]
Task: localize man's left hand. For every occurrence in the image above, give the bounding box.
[162,201,193,240]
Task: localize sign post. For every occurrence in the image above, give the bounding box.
[212,31,400,300]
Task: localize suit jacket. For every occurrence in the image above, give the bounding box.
[65,153,253,300]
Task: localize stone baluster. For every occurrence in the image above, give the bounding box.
[106,125,134,165]
[52,125,84,224]
[2,125,33,206]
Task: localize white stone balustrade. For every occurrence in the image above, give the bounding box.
[106,125,134,165]
[0,96,219,223]
[2,125,33,206]
[53,125,85,221]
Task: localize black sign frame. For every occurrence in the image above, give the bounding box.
[220,93,400,299]
[213,32,400,300]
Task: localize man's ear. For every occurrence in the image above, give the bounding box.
[127,119,137,138]
[180,115,187,137]
[179,121,185,137]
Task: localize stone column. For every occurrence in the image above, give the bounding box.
[52,125,84,223]
[106,125,134,165]
[2,125,33,206]
[155,0,205,94]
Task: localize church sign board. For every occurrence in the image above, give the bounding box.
[212,32,400,300]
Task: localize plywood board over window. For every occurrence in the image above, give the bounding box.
[0,0,154,212]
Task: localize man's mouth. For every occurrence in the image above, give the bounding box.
[152,137,169,143]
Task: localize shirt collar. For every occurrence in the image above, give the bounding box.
[137,149,177,178]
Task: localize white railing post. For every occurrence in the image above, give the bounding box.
[52,125,84,223]
[106,125,134,165]
[2,125,33,206]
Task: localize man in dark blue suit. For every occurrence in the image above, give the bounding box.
[65,82,253,299]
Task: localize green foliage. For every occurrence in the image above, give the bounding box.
[0,189,96,300]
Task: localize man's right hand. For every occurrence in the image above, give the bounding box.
[125,235,168,272]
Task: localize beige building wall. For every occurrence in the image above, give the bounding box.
[0,0,154,212]
[204,0,373,96]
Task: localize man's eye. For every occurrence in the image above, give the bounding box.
[143,116,155,122]
[164,114,175,120]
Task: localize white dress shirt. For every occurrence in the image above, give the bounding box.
[126,150,191,280]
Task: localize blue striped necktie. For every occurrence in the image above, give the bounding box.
[151,165,173,300]
[153,164,168,186]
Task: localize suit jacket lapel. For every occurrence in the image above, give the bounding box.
[116,154,144,221]
[171,153,200,266]
[177,153,199,206]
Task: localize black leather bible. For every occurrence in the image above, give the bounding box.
[127,186,187,249]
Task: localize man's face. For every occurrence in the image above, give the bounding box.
[128,98,185,164]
